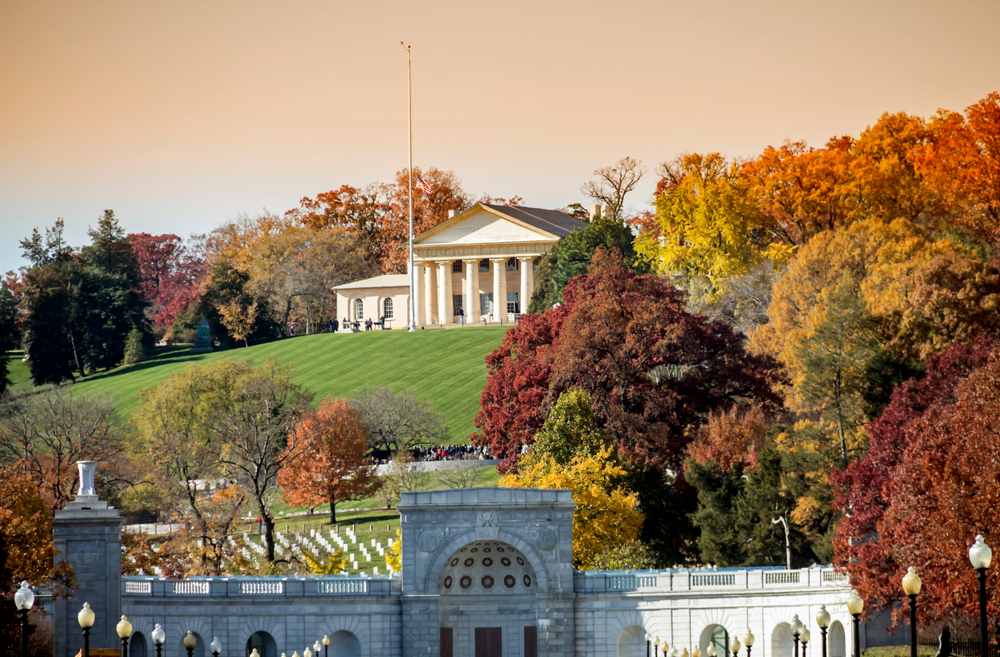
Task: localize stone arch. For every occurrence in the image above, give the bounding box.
[422,528,552,594]
[354,297,365,321]
[829,622,846,657]
[130,632,147,657]
[328,630,362,657]
[772,623,794,657]
[617,625,648,657]
[247,630,278,657]
[319,616,371,656]
[236,617,287,655]
[700,624,730,657]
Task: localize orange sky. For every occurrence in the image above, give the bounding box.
[1,0,998,271]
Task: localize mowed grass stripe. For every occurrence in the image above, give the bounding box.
[58,327,507,444]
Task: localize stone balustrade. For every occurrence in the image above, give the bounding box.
[574,566,850,593]
[121,575,399,598]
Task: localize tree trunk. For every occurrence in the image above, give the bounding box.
[772,513,792,569]
[255,497,276,561]
[329,495,338,524]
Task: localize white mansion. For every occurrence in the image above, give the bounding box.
[334,204,588,327]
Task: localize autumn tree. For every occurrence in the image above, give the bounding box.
[501,446,644,568]
[531,389,610,465]
[581,156,646,222]
[129,232,206,329]
[218,298,258,347]
[0,386,126,513]
[276,398,379,523]
[912,92,1000,242]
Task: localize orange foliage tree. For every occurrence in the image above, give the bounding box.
[276,398,379,523]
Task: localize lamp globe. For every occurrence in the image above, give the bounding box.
[682,648,691,657]
[800,629,810,644]
[970,535,993,571]
[902,567,922,596]
[654,637,662,648]
[315,641,323,653]
[14,582,34,611]
[847,590,864,615]
[791,615,803,637]
[693,648,701,657]
[78,602,96,629]
[152,624,166,646]
[211,637,222,654]
[323,636,330,647]
[304,648,313,657]
[671,648,679,657]
[708,644,718,657]
[816,606,831,630]
[117,616,133,639]
[743,630,755,647]
[731,637,742,654]
[183,631,198,650]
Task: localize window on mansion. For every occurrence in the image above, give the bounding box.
[383,297,393,319]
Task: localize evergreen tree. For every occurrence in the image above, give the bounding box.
[685,460,747,566]
[20,262,79,384]
[0,284,19,395]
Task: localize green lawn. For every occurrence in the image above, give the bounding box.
[13,328,506,444]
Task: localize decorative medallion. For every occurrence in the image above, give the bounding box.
[464,558,474,567]
[501,557,511,566]
[475,512,500,540]
[516,557,525,566]
[504,575,516,588]
[483,558,493,567]
[482,575,495,589]
[484,547,491,553]
[418,531,440,553]
[444,576,453,589]
[534,527,557,552]
[523,575,532,587]
[460,576,472,589]
[450,558,459,567]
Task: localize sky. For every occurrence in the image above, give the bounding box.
[1,0,998,273]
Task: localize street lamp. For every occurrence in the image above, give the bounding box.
[211,636,222,657]
[117,616,133,657]
[801,628,811,657]
[654,636,662,657]
[970,534,993,657]
[314,640,323,656]
[682,648,691,657]
[151,625,165,657]
[323,636,330,657]
[730,635,742,657]
[304,648,313,657]
[646,634,652,657]
[183,630,198,657]
[791,615,804,657]
[708,643,718,657]
[816,605,831,657]
[78,602,96,657]
[902,567,922,657]
[693,649,701,657]
[14,581,34,657]
[847,590,864,657]
[743,629,755,657]
[671,647,679,657]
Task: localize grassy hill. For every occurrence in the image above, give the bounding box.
[11,327,507,444]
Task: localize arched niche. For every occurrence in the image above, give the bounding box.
[246,630,278,657]
[130,632,147,657]
[329,630,361,657]
[617,625,648,657]
[772,623,794,657]
[829,621,846,657]
[700,624,730,657]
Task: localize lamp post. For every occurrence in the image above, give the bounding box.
[183,630,198,657]
[817,605,831,657]
[78,602,96,657]
[14,581,34,657]
[314,640,323,656]
[211,636,222,657]
[654,636,662,657]
[731,635,742,657]
[646,634,652,657]
[847,590,864,657]
[693,649,701,657]
[792,615,804,657]
[801,628,811,657]
[117,616,133,657]
[323,636,330,657]
[902,567,922,657]
[151,624,165,657]
[970,535,993,657]
[744,629,755,657]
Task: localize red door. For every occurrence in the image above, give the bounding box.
[475,627,503,657]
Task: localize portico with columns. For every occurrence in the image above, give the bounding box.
[411,204,584,326]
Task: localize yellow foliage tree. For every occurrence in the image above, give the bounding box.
[385,529,402,574]
[500,446,644,568]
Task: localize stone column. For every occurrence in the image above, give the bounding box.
[423,261,436,326]
[490,258,507,323]
[463,259,480,324]
[518,256,534,315]
[437,260,452,325]
[54,462,124,657]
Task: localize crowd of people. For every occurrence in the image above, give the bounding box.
[415,444,494,462]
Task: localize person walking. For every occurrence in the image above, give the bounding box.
[458,306,465,326]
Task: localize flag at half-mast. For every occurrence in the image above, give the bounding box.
[415,176,435,194]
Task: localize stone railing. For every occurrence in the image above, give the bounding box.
[574,567,850,594]
[122,576,398,598]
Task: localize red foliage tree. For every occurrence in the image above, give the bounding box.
[128,232,206,328]
[275,398,379,523]
[832,336,998,622]
[473,247,784,472]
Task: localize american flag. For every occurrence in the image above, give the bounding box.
[415,176,435,194]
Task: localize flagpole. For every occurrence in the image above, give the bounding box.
[403,42,417,332]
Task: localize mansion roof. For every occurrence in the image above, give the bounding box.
[332,274,409,291]
[482,205,586,238]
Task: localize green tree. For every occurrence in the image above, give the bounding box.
[20,261,79,384]
[528,219,647,312]
[531,389,610,465]
[0,284,19,395]
[685,460,746,566]
[123,328,147,365]
[736,448,804,567]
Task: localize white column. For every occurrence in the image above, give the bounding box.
[424,261,436,326]
[465,259,480,324]
[437,260,452,325]
[413,263,424,326]
[518,256,533,315]
[491,258,507,323]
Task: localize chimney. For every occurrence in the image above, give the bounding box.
[589,204,599,221]
[448,209,457,219]
[602,204,610,219]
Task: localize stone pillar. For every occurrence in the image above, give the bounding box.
[54,461,124,657]
[491,258,507,323]
[413,262,424,327]
[518,256,534,315]
[463,259,479,324]
[437,260,452,325]
[424,261,437,326]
